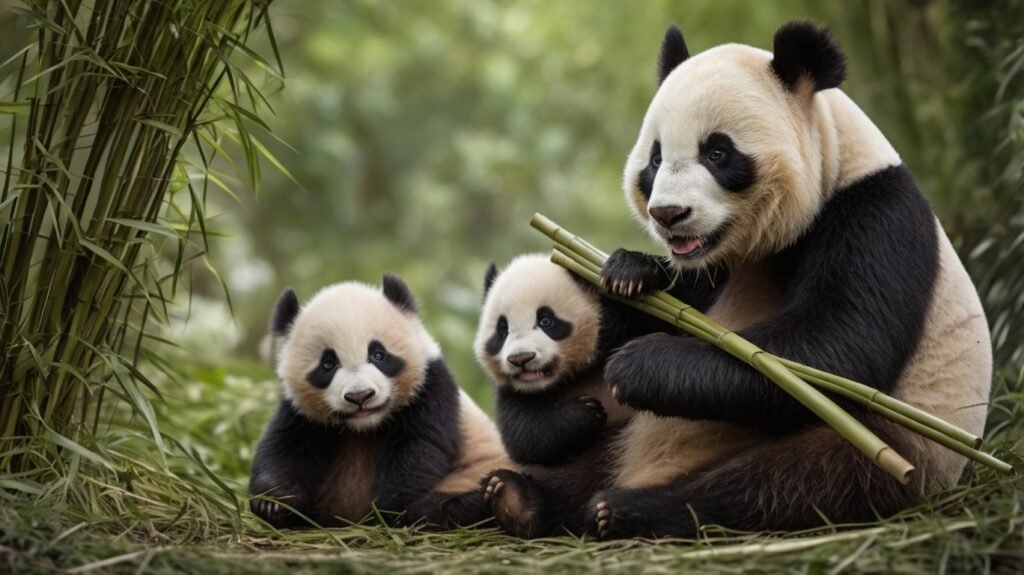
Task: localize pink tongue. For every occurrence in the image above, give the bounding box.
[671,237,704,255]
[518,371,543,382]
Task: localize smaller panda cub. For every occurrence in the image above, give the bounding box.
[474,254,650,466]
[250,274,510,529]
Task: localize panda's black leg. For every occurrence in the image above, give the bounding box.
[599,249,673,298]
[403,487,493,530]
[587,420,921,540]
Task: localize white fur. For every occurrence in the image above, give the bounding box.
[474,254,601,393]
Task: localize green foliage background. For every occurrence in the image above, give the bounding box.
[180,0,1022,413]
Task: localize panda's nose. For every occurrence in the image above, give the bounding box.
[507,351,536,368]
[344,389,376,407]
[649,205,692,228]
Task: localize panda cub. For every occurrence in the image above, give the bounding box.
[589,22,992,539]
[249,274,511,529]
[473,254,670,536]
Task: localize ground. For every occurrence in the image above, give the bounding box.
[2,366,1022,574]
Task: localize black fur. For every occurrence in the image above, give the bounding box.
[495,387,607,465]
[483,261,499,298]
[638,140,660,200]
[605,165,939,429]
[306,349,339,389]
[382,272,418,314]
[770,21,847,92]
[600,248,728,306]
[250,359,490,529]
[586,414,920,539]
[657,25,689,86]
[699,132,757,192]
[368,340,406,378]
[484,424,624,538]
[272,288,300,335]
[536,305,573,341]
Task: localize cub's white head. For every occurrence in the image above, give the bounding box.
[474,254,601,394]
[272,274,440,431]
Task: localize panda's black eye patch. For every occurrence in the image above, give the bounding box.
[484,315,508,357]
[368,339,405,377]
[699,132,756,192]
[536,306,573,341]
[637,140,661,200]
[306,349,339,389]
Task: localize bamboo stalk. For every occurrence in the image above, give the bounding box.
[551,249,916,485]
[538,213,1011,477]
[537,213,985,450]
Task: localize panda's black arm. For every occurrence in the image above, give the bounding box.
[599,248,727,311]
[249,400,333,526]
[495,387,607,465]
[605,166,940,428]
[372,360,462,519]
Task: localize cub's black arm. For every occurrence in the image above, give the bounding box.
[495,386,606,465]
[249,400,333,527]
[606,167,939,428]
[372,360,462,520]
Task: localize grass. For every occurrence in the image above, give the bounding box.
[2,364,1023,574]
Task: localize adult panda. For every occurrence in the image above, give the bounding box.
[249,275,510,529]
[590,21,992,539]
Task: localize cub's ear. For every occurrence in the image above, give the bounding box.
[770,21,846,92]
[482,261,499,299]
[382,273,418,315]
[657,24,690,87]
[272,288,300,336]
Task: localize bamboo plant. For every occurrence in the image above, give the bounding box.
[531,213,1012,481]
[0,0,282,477]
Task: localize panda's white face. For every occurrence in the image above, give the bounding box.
[624,44,830,268]
[474,255,600,394]
[277,282,439,431]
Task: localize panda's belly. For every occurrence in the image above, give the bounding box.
[892,227,991,491]
[318,435,378,521]
[612,260,783,489]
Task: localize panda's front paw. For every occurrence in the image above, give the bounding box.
[250,496,294,527]
[600,249,671,298]
[605,334,676,412]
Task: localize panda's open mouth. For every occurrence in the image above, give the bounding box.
[512,361,558,383]
[667,228,725,260]
[341,399,391,420]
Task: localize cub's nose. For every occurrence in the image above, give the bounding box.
[507,351,537,368]
[344,389,376,407]
[649,205,692,228]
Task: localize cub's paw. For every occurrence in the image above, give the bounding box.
[600,249,670,298]
[482,470,546,538]
[576,395,608,426]
[585,490,636,540]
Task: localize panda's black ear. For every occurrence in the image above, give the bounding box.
[657,24,689,87]
[272,288,300,336]
[482,261,499,298]
[770,21,846,92]
[382,273,418,315]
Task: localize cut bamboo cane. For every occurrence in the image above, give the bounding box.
[557,243,984,451]
[537,213,1011,477]
[551,249,916,484]
[536,213,985,450]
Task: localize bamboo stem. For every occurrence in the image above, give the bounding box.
[551,249,916,484]
[538,213,1011,477]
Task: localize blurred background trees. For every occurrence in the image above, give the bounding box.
[165,0,1021,410]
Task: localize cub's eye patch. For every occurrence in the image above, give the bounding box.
[307,348,339,389]
[698,132,756,192]
[637,140,661,200]
[484,315,508,357]
[536,306,573,341]
[368,339,405,377]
